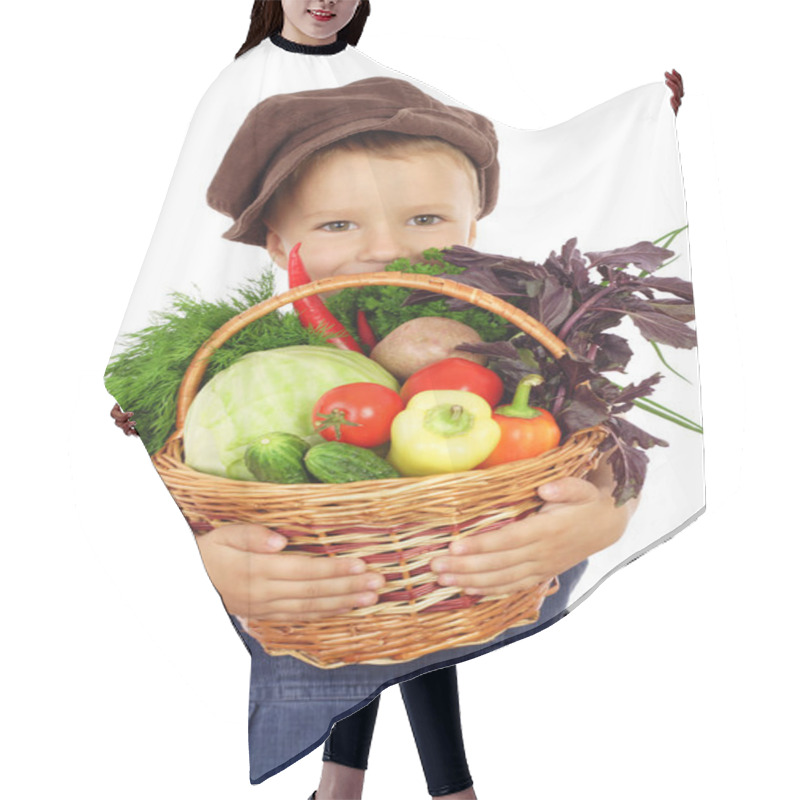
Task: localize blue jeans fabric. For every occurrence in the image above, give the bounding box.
[237,559,588,784]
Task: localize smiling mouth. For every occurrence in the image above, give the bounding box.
[308,9,336,21]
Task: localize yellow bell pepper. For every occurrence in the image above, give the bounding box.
[387,390,501,477]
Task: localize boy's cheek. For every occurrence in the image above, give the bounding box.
[265,242,330,282]
[299,248,348,284]
[301,261,331,284]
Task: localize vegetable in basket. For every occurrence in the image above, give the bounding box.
[288,242,362,353]
[387,390,501,477]
[478,376,562,468]
[183,346,399,481]
[245,433,312,484]
[399,357,504,407]
[368,317,487,381]
[305,441,400,483]
[312,383,405,447]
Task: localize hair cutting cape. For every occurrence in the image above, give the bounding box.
[105,35,704,784]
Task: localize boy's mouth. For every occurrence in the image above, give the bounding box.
[308,9,335,22]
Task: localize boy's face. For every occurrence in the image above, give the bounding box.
[265,150,479,294]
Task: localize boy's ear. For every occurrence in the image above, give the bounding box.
[265,230,288,270]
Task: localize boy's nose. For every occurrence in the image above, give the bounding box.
[358,226,413,268]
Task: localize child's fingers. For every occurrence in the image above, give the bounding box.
[244,552,386,618]
[432,544,529,579]
[435,505,565,562]
[209,523,289,553]
[210,524,372,578]
[435,560,552,594]
[255,550,377,584]
[216,559,385,620]
[243,587,381,622]
[197,528,383,620]
[242,557,386,619]
[537,476,599,506]
[432,544,555,589]
[455,566,553,597]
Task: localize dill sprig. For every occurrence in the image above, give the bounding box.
[105,270,329,454]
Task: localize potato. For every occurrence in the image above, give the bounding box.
[369,317,487,381]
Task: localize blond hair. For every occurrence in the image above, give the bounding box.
[263,130,481,226]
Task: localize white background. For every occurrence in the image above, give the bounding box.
[1,1,797,798]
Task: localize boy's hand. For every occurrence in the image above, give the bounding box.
[195,524,385,621]
[431,458,637,596]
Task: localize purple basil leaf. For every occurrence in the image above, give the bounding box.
[567,308,626,338]
[592,333,634,372]
[496,262,549,282]
[538,277,574,330]
[454,267,525,298]
[561,238,579,265]
[555,353,596,392]
[609,374,662,413]
[598,295,697,349]
[585,241,674,273]
[588,378,624,404]
[558,395,609,437]
[641,275,694,301]
[607,440,650,505]
[648,299,696,323]
[612,415,669,450]
[561,329,594,360]
[438,245,492,267]
[547,239,591,293]
[542,248,590,296]
[630,309,698,349]
[602,415,668,505]
[441,246,546,282]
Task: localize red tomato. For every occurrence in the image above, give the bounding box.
[312,383,405,447]
[479,407,561,468]
[400,358,504,407]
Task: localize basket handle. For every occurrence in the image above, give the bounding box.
[172,271,573,434]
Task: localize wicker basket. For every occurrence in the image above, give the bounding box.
[152,272,607,668]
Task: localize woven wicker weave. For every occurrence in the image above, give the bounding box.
[151,272,607,668]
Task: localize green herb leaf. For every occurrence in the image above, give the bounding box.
[325,248,510,344]
[105,269,335,454]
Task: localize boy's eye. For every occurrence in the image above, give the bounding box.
[409,214,444,226]
[320,220,355,232]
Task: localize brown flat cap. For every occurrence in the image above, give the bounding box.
[207,76,499,247]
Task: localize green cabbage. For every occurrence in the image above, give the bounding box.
[183,346,399,481]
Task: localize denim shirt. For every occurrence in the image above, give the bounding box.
[236,559,587,784]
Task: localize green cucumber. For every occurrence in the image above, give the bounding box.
[245,432,312,483]
[305,441,400,483]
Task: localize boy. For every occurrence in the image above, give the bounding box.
[198,76,638,622]
[196,76,639,799]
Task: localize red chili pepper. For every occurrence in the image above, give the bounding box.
[287,243,363,353]
[356,310,378,352]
